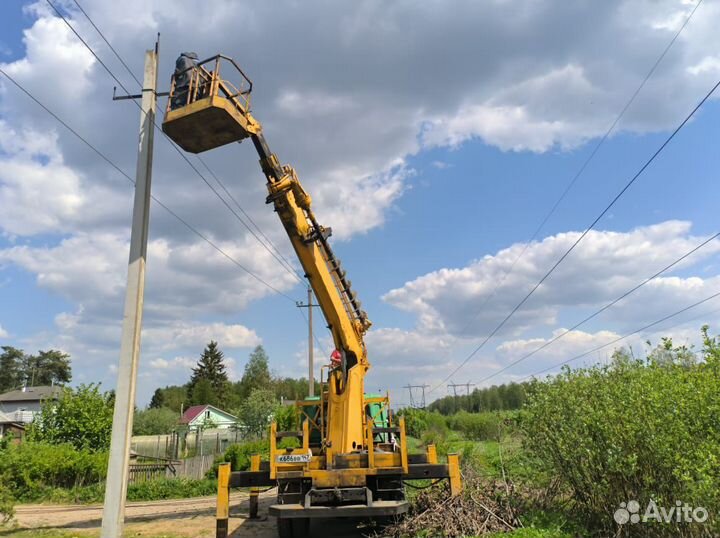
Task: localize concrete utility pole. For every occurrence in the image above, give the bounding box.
[101,46,158,538]
[296,286,319,397]
[307,287,314,397]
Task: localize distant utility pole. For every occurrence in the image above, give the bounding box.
[448,382,475,411]
[101,45,158,538]
[404,384,430,409]
[296,286,320,397]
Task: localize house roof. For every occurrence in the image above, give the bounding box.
[179,404,237,425]
[179,405,207,424]
[0,386,63,402]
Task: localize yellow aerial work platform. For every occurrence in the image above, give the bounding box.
[160,54,462,538]
[162,54,260,153]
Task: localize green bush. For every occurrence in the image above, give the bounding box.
[133,407,180,435]
[27,384,113,451]
[127,478,217,501]
[399,407,428,438]
[208,440,270,478]
[0,442,107,501]
[0,483,14,524]
[274,403,297,432]
[522,340,720,536]
[445,410,501,441]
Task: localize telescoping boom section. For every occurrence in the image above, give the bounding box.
[162,54,461,538]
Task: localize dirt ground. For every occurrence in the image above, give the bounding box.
[12,491,376,538]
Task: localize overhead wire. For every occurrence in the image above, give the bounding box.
[430,73,720,393]
[72,0,304,283]
[474,230,720,385]
[70,0,142,87]
[48,0,305,286]
[518,291,720,382]
[297,307,333,360]
[194,157,305,282]
[0,67,296,302]
[437,0,705,343]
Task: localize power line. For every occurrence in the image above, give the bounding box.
[297,307,332,360]
[49,0,304,286]
[439,0,705,343]
[519,291,720,382]
[70,0,142,87]
[431,73,720,393]
[474,230,720,385]
[194,155,305,282]
[0,67,295,302]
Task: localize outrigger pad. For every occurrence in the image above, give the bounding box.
[162,95,257,153]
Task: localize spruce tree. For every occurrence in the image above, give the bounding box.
[187,341,229,407]
[148,388,165,409]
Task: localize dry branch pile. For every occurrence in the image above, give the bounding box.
[377,470,526,538]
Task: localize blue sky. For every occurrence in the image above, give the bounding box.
[1,0,719,406]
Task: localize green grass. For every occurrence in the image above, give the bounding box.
[7,478,218,505]
[486,529,574,538]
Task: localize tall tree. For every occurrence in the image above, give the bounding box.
[190,378,217,407]
[237,388,277,437]
[0,347,23,392]
[187,341,229,407]
[24,350,72,386]
[0,347,71,391]
[237,345,272,399]
[148,388,165,409]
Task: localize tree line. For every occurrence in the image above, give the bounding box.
[148,343,313,413]
[0,346,72,392]
[135,342,312,436]
[427,381,528,415]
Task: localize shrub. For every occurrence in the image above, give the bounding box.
[127,478,217,501]
[0,442,107,501]
[522,349,720,536]
[399,408,428,438]
[274,403,297,432]
[208,440,270,478]
[27,384,113,451]
[445,410,501,441]
[133,407,180,435]
[0,483,14,524]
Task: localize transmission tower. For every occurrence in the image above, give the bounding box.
[404,384,430,409]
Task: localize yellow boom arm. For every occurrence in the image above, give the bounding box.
[161,54,373,455]
[249,132,372,455]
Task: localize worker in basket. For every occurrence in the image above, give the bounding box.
[171,51,199,109]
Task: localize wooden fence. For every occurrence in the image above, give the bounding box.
[174,453,217,480]
[128,454,216,483]
[128,461,176,483]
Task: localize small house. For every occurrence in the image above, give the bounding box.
[0,385,62,424]
[179,404,237,431]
